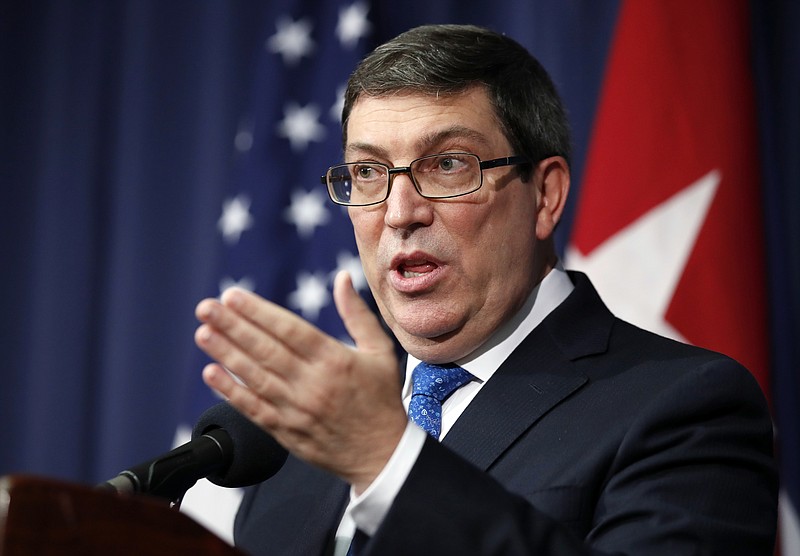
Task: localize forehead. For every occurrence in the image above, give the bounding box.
[344,87,508,158]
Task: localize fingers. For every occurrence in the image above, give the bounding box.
[194,287,342,415]
[196,321,281,395]
[333,271,394,355]
[195,296,294,385]
[201,363,280,429]
[196,288,319,371]
[215,287,333,361]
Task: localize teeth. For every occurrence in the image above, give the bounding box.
[403,270,426,278]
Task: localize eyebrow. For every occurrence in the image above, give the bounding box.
[345,125,491,161]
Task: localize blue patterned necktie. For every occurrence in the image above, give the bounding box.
[408,362,474,439]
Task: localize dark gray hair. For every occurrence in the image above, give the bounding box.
[342,24,572,167]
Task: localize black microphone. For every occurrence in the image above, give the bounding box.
[99,402,288,503]
[192,401,288,488]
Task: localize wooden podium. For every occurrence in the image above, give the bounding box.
[0,475,245,555]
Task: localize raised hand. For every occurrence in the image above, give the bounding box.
[194,271,407,492]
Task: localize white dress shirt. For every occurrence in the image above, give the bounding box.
[333,265,574,554]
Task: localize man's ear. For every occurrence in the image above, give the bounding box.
[534,156,570,240]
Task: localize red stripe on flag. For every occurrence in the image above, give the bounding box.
[569,0,769,394]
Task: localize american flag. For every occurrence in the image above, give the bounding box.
[219,1,372,336]
[177,1,374,542]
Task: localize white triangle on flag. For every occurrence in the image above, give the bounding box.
[565,169,720,341]
[780,489,800,556]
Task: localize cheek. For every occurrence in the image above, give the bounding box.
[464,198,537,284]
[349,211,383,275]
[349,208,378,246]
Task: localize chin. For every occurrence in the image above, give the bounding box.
[391,320,473,363]
[391,307,461,339]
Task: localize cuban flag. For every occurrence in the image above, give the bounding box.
[564,0,796,553]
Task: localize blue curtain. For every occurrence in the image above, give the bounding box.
[1,0,796,523]
[0,0,271,480]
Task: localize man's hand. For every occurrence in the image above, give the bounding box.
[194,271,407,493]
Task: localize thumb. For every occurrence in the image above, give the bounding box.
[333,270,393,354]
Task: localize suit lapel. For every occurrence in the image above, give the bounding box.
[442,331,587,470]
[442,272,613,471]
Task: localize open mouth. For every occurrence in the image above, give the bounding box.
[398,259,438,278]
[390,252,445,293]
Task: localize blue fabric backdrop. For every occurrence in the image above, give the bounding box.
[1,0,797,541]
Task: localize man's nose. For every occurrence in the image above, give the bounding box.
[383,172,434,230]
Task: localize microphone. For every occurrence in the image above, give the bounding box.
[100,402,288,503]
[192,401,288,488]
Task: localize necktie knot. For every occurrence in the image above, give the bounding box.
[408,362,473,438]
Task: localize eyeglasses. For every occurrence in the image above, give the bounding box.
[321,152,530,207]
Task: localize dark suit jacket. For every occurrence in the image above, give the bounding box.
[234,272,777,555]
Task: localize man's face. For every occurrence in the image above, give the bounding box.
[345,87,550,363]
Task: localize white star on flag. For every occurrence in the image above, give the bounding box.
[218,275,256,296]
[288,271,332,321]
[330,84,346,122]
[332,251,368,292]
[267,16,315,65]
[565,169,721,341]
[218,194,254,245]
[336,2,371,49]
[284,188,331,238]
[277,102,326,152]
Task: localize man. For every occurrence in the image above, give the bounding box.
[194,24,777,555]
